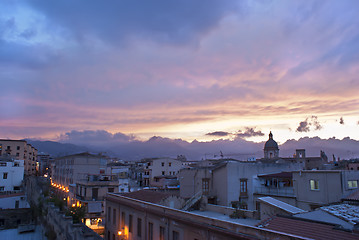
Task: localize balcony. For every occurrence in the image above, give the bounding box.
[254,187,294,197]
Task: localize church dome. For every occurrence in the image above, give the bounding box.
[264,132,279,149]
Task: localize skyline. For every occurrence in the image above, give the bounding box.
[1,1,359,144]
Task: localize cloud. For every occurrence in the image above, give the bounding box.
[340,117,344,125]
[206,131,231,137]
[296,120,310,132]
[58,130,136,146]
[236,127,264,138]
[296,116,322,132]
[26,0,241,46]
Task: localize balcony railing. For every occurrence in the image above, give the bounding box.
[254,187,294,197]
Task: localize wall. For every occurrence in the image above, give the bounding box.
[105,193,310,240]
[0,159,24,191]
[294,171,342,210]
[218,162,303,209]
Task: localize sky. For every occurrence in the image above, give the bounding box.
[1,0,359,145]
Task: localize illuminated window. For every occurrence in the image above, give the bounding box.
[348,180,358,189]
[169,162,172,167]
[310,180,319,190]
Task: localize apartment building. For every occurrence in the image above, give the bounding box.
[105,190,307,240]
[52,152,110,189]
[179,160,304,210]
[142,158,184,187]
[0,156,24,193]
[293,170,359,210]
[0,139,38,175]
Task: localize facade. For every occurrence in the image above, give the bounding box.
[142,158,184,187]
[0,192,30,209]
[0,156,24,193]
[179,161,304,210]
[293,170,359,210]
[52,152,110,189]
[0,139,38,175]
[105,191,308,240]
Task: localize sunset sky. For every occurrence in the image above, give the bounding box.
[1,0,359,145]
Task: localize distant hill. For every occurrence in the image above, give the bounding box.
[25,135,359,161]
[25,140,90,157]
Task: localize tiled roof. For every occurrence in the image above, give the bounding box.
[261,216,359,240]
[119,189,177,204]
[320,204,359,225]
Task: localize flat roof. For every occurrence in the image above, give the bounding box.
[258,197,306,214]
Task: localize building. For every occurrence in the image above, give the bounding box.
[0,156,24,193]
[141,158,184,187]
[179,160,304,210]
[73,174,119,234]
[258,133,327,170]
[52,152,110,189]
[37,152,53,176]
[105,190,310,240]
[0,139,38,175]
[293,170,359,210]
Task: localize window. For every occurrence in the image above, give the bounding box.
[240,178,247,195]
[16,152,19,157]
[310,180,319,190]
[113,209,116,224]
[129,214,133,233]
[148,222,153,240]
[160,226,165,240]
[173,230,179,240]
[161,162,164,167]
[108,207,111,223]
[169,162,172,167]
[137,218,142,237]
[92,188,98,200]
[0,186,4,192]
[17,146,20,150]
[121,212,125,228]
[162,171,165,176]
[348,180,358,189]
[15,200,19,209]
[3,172,8,179]
[108,188,114,193]
[202,178,209,194]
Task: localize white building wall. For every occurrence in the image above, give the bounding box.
[0,160,24,192]
[150,158,183,177]
[0,194,30,209]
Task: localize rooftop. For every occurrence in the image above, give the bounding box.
[259,215,359,240]
[258,197,306,214]
[115,189,179,204]
[320,204,359,225]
